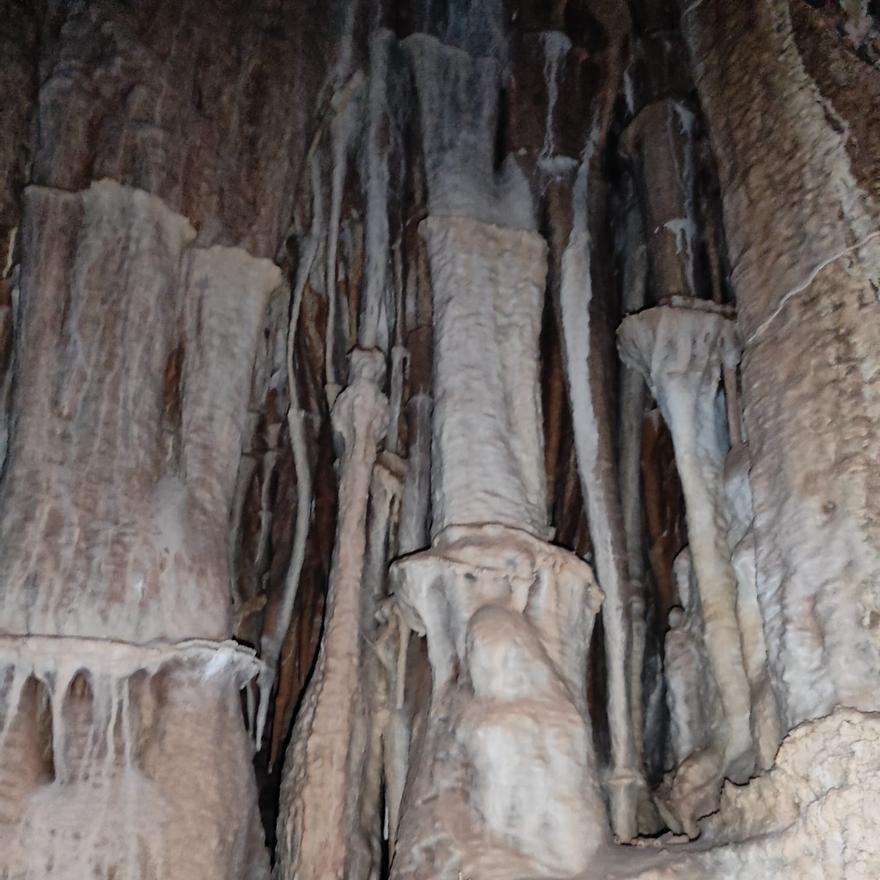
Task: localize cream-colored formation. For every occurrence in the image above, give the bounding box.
[595,709,880,880]
[0,182,277,642]
[423,216,548,539]
[558,156,642,842]
[390,526,606,880]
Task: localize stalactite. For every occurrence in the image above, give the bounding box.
[614,187,652,822]
[556,153,642,841]
[1,638,264,879]
[256,231,318,750]
[324,77,366,405]
[359,29,398,355]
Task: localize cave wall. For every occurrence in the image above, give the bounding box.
[0,1,878,879]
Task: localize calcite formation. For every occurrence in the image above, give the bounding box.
[390,526,606,879]
[0,181,277,879]
[610,710,880,880]
[423,216,548,539]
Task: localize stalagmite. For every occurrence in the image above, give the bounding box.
[354,451,405,880]
[1,637,262,880]
[606,710,880,880]
[663,549,719,770]
[391,526,605,880]
[276,349,389,880]
[618,299,753,832]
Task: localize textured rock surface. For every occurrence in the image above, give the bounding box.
[31,0,332,259]
[607,709,880,880]
[682,0,880,730]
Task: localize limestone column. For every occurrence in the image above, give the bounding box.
[389,216,607,879]
[0,181,277,879]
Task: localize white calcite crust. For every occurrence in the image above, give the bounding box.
[606,709,880,880]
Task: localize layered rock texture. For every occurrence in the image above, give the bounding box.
[0,1,877,879]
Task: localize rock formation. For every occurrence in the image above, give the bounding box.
[0,1,877,879]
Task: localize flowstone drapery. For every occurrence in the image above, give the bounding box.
[681,0,880,731]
